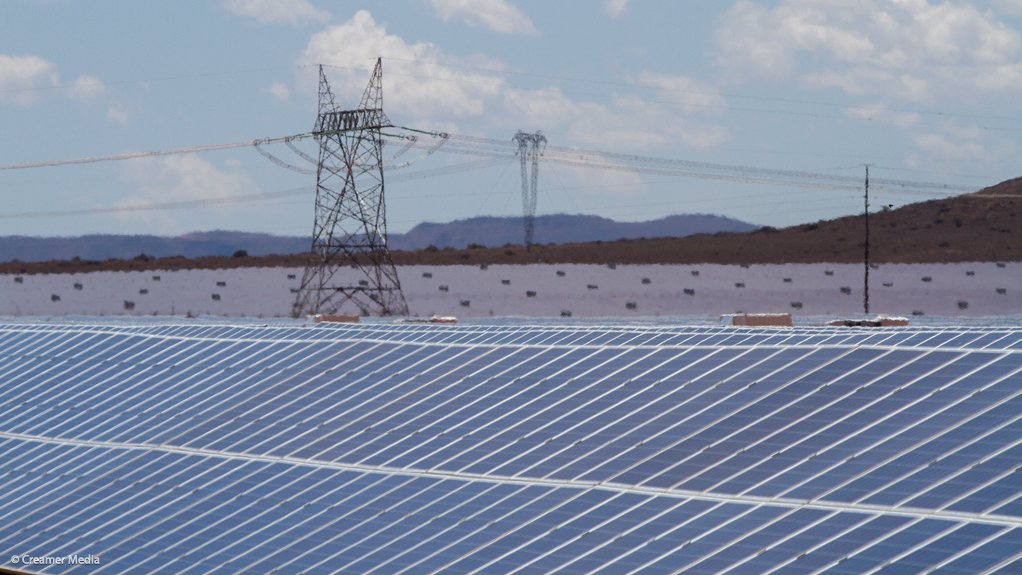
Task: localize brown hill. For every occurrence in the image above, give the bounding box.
[1,177,1018,275]
[389,176,1020,266]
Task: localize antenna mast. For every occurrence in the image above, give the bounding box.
[292,60,408,317]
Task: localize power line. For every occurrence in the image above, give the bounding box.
[0,119,973,197]
[0,186,313,220]
[0,125,987,219]
[0,132,317,171]
[382,129,981,196]
[0,65,303,96]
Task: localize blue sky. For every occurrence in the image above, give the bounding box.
[2,0,1021,237]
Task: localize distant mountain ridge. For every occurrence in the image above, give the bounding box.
[0,213,757,262]
[0,232,310,263]
[398,213,757,249]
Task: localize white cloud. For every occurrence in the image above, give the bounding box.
[604,0,630,19]
[301,10,506,122]
[901,119,1022,174]
[268,81,290,101]
[1,54,115,117]
[636,72,727,115]
[715,0,1022,102]
[0,54,58,106]
[909,122,991,166]
[557,161,648,200]
[843,103,921,127]
[224,0,329,25]
[106,106,130,125]
[68,74,106,101]
[302,10,728,156]
[118,155,261,233]
[609,94,728,149]
[504,82,728,151]
[992,0,1022,16]
[125,154,258,202]
[424,0,538,35]
[502,70,729,150]
[913,132,984,162]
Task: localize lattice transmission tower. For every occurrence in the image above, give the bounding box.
[292,59,408,318]
[513,130,546,250]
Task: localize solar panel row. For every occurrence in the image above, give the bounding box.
[0,322,1020,574]
[3,436,1022,574]
[4,322,1022,349]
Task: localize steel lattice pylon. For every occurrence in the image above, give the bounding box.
[513,130,546,250]
[292,59,408,317]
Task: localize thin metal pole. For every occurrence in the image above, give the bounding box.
[864,165,870,315]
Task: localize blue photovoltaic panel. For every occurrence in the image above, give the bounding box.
[0,321,1020,574]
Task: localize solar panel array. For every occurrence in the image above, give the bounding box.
[0,321,1021,574]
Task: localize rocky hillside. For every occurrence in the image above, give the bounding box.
[379,177,1020,266]
[0,177,1017,275]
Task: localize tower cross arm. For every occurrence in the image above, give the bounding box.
[315,108,392,135]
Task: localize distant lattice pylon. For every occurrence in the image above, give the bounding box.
[292,59,408,318]
[513,130,546,250]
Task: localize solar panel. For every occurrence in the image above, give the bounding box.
[0,322,1020,573]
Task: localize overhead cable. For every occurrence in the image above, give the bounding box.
[0,132,317,171]
[1,124,982,198]
[0,187,313,219]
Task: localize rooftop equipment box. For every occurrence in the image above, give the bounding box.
[723,313,793,327]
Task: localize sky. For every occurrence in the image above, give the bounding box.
[1,0,1021,238]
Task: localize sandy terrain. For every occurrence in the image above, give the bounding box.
[2,262,1016,319]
